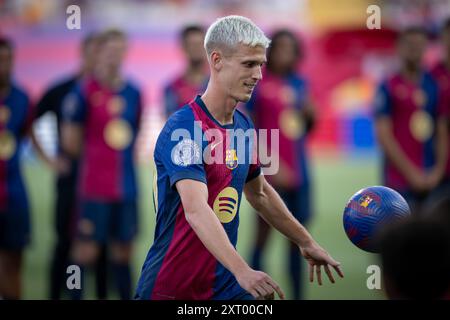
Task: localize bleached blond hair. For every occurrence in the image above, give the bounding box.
[204,15,270,58]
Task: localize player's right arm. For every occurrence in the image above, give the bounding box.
[374,84,428,192]
[176,178,285,300]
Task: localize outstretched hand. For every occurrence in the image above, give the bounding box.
[300,241,344,285]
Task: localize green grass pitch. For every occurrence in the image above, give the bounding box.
[21,155,384,300]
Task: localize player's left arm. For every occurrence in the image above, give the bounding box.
[301,96,316,135]
[244,174,344,285]
[427,116,448,188]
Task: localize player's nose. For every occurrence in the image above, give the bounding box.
[252,66,263,81]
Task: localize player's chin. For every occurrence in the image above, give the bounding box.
[237,91,253,103]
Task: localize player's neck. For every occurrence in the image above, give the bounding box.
[79,64,93,79]
[201,87,235,126]
[401,64,422,83]
[184,65,206,85]
[0,80,11,99]
[97,71,123,91]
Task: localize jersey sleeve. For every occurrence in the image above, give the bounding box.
[373,82,392,118]
[155,117,206,188]
[61,85,87,124]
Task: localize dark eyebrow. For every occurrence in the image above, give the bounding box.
[241,59,266,65]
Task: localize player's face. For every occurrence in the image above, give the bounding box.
[82,39,99,73]
[398,33,427,67]
[0,47,12,84]
[270,35,298,72]
[183,31,206,66]
[98,37,127,72]
[220,44,266,103]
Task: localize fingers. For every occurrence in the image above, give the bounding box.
[316,265,322,286]
[248,289,259,299]
[324,265,335,284]
[309,261,343,285]
[255,282,272,298]
[266,277,285,300]
[333,264,344,278]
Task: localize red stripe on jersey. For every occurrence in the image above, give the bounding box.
[151,205,216,300]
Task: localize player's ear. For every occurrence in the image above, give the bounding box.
[210,51,223,71]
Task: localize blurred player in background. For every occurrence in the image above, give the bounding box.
[246,30,316,300]
[0,37,32,299]
[374,27,448,213]
[378,217,450,299]
[430,18,450,197]
[33,33,109,300]
[62,29,142,300]
[163,25,208,118]
[135,16,342,301]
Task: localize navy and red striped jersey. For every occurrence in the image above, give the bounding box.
[136,95,260,300]
[0,84,32,212]
[374,71,445,192]
[62,77,142,202]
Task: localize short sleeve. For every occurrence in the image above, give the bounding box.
[61,86,87,124]
[155,118,206,188]
[373,83,391,118]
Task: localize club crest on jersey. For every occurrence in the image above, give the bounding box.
[359,195,373,208]
[225,149,238,170]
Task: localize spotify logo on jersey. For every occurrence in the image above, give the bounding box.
[213,187,238,223]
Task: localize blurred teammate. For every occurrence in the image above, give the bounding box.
[34,33,109,300]
[246,30,316,300]
[135,16,342,300]
[0,37,32,299]
[163,25,208,117]
[430,18,450,197]
[374,27,448,213]
[62,29,142,300]
[378,217,450,299]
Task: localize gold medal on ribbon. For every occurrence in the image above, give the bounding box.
[279,109,304,140]
[0,130,16,160]
[409,110,433,142]
[412,89,427,108]
[0,106,10,124]
[107,96,125,115]
[103,119,132,150]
